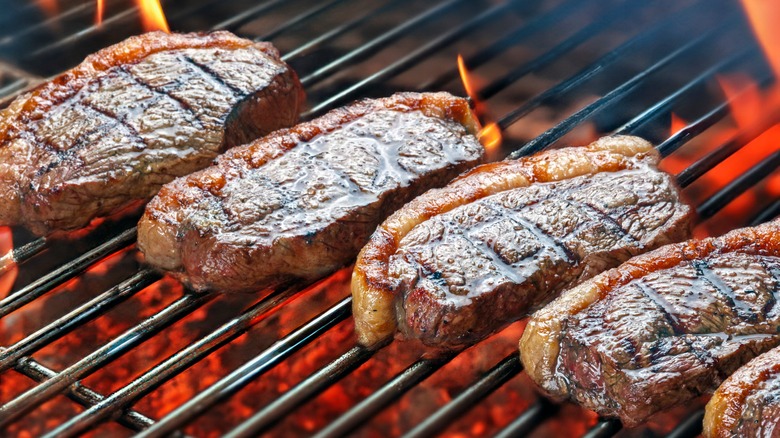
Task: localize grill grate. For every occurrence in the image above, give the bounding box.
[0,0,778,436]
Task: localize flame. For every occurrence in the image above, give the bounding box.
[478,122,502,151]
[0,227,16,300]
[741,0,780,77]
[457,54,479,104]
[138,0,170,33]
[96,0,104,26]
[458,54,503,155]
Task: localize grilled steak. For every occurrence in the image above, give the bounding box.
[352,135,693,350]
[138,92,485,293]
[0,31,304,235]
[520,219,780,427]
[705,345,780,437]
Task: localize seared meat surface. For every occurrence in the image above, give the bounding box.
[138,92,485,293]
[705,345,780,438]
[0,31,304,235]
[520,219,780,427]
[352,135,693,350]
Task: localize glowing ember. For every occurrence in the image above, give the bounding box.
[138,0,170,33]
[670,113,688,136]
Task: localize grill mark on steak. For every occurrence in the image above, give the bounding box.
[183,55,246,97]
[138,92,484,293]
[506,213,576,264]
[520,220,780,427]
[0,31,304,235]
[579,201,639,244]
[635,281,684,334]
[122,65,200,123]
[353,135,694,349]
[694,259,756,322]
[78,100,147,149]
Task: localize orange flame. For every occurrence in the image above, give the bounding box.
[741,0,780,78]
[458,54,502,155]
[138,0,170,33]
[0,227,17,300]
[457,54,479,104]
[479,122,502,151]
[96,0,104,26]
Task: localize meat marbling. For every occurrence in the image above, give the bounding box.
[138,92,485,293]
[352,135,693,350]
[0,31,304,235]
[520,219,780,427]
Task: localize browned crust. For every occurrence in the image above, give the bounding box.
[0,31,270,145]
[138,92,481,283]
[352,135,658,348]
[704,346,780,437]
[519,218,780,413]
[0,31,286,229]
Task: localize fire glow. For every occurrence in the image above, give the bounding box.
[458,54,503,156]
[94,0,169,33]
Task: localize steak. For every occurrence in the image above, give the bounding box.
[352,135,693,350]
[0,31,304,235]
[519,219,780,427]
[138,92,485,293]
[705,345,780,438]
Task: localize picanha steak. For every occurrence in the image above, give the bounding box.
[138,92,485,293]
[352,135,693,350]
[0,31,304,235]
[704,344,780,437]
[520,219,780,427]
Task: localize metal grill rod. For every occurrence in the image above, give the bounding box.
[134,296,353,438]
[313,352,458,438]
[492,399,556,438]
[0,0,123,49]
[1,287,214,427]
[403,353,522,438]
[257,0,346,41]
[298,0,465,88]
[750,199,780,226]
[0,268,157,377]
[0,227,136,318]
[223,345,375,438]
[211,0,286,31]
[614,48,762,136]
[419,0,588,91]
[25,0,222,62]
[281,0,405,61]
[676,101,779,188]
[13,357,156,431]
[477,0,640,101]
[39,280,296,438]
[508,17,742,159]
[698,151,780,219]
[304,0,515,118]
[495,0,720,133]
